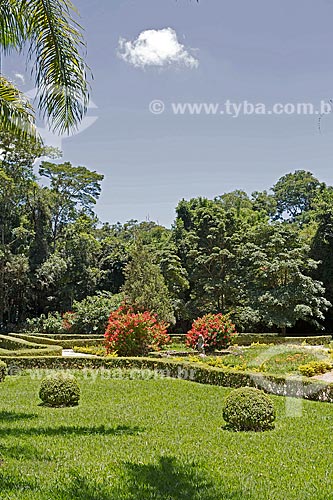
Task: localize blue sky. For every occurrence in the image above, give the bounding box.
[5,0,333,226]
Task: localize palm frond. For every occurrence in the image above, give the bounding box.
[0,76,38,140]
[0,0,27,52]
[25,0,90,134]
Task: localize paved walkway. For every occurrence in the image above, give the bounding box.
[313,371,333,383]
[62,349,97,358]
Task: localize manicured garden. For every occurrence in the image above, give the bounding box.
[0,373,332,500]
[1,310,333,499]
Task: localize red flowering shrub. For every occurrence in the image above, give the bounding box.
[186,313,236,351]
[104,306,170,356]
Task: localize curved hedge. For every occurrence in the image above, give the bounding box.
[1,356,333,403]
[20,333,104,340]
[0,335,62,357]
[10,333,103,349]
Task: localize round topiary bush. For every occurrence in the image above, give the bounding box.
[39,372,80,407]
[222,387,276,432]
[0,361,7,382]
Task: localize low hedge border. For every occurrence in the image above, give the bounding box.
[0,346,62,357]
[19,333,104,340]
[233,334,332,346]
[0,334,62,357]
[1,356,332,403]
[10,333,104,349]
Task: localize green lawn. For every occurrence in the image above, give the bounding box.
[0,373,332,499]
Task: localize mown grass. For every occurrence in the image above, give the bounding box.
[0,373,332,499]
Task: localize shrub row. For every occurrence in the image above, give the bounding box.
[10,333,104,349]
[0,334,62,357]
[0,360,6,382]
[0,346,62,357]
[22,333,104,340]
[0,334,45,351]
[1,356,332,402]
[233,334,332,346]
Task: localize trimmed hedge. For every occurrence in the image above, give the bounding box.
[0,360,6,382]
[1,356,333,403]
[0,334,62,357]
[10,333,104,349]
[21,333,104,340]
[233,334,332,346]
[39,372,80,407]
[223,387,276,431]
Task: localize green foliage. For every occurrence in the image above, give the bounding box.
[67,292,123,334]
[26,293,122,336]
[0,360,6,382]
[2,160,333,336]
[298,361,333,377]
[122,239,175,324]
[236,223,330,332]
[0,0,90,135]
[39,372,80,407]
[222,387,276,431]
[27,312,65,334]
[0,334,62,356]
[10,333,104,349]
[272,170,324,223]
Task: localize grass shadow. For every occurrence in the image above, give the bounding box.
[0,411,38,421]
[123,456,251,500]
[0,424,144,438]
[0,442,53,462]
[0,457,253,499]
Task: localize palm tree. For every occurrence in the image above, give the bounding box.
[0,0,89,139]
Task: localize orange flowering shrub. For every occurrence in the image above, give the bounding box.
[104,306,170,356]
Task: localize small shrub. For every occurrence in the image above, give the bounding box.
[298,361,333,378]
[0,361,7,382]
[186,313,236,352]
[222,387,276,431]
[26,312,66,334]
[64,292,124,334]
[39,372,80,407]
[104,306,170,356]
[26,293,123,335]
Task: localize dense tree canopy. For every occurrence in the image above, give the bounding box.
[0,135,332,334]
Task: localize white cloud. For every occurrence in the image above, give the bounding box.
[117,28,199,70]
[14,73,25,84]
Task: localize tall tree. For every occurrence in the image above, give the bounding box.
[122,239,175,324]
[39,161,104,249]
[237,223,330,334]
[272,170,325,223]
